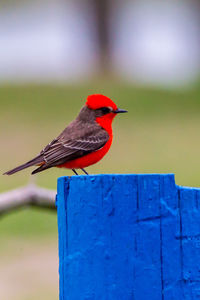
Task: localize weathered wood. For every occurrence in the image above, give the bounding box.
[0,184,56,216]
[57,174,200,300]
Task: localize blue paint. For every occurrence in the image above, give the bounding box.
[57,174,200,300]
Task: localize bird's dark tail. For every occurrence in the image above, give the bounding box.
[31,164,52,175]
[3,155,44,175]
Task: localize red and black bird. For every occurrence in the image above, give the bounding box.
[4,94,127,176]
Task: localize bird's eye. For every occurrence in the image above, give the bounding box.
[101,107,111,114]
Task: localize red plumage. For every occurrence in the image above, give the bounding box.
[86,94,117,111]
[58,138,113,170]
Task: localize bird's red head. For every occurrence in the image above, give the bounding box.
[86,94,117,111]
[86,94,127,132]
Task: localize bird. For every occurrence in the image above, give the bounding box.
[3,94,127,176]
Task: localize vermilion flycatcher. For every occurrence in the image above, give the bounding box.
[4,94,127,176]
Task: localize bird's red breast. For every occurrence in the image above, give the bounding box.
[58,137,113,169]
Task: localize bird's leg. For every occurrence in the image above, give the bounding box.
[72,169,79,175]
[81,168,89,175]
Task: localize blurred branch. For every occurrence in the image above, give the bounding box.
[0,184,56,216]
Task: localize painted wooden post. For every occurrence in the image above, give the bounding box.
[56,174,200,300]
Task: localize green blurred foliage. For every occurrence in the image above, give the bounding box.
[0,209,57,239]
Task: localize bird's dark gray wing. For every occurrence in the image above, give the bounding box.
[40,125,109,167]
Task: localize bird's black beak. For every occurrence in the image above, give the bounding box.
[113,108,128,114]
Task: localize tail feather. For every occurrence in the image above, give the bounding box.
[31,164,52,175]
[3,155,44,175]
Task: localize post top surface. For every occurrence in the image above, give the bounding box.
[58,173,175,181]
[57,174,176,188]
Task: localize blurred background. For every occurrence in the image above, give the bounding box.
[1,0,200,299]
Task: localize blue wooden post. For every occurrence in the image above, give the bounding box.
[56,174,200,300]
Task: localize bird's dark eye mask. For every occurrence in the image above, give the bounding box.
[99,107,112,115]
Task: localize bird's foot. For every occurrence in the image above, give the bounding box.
[72,169,79,175]
[81,168,89,175]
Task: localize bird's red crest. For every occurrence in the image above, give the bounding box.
[86,94,117,111]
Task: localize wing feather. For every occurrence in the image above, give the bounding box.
[42,127,109,166]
